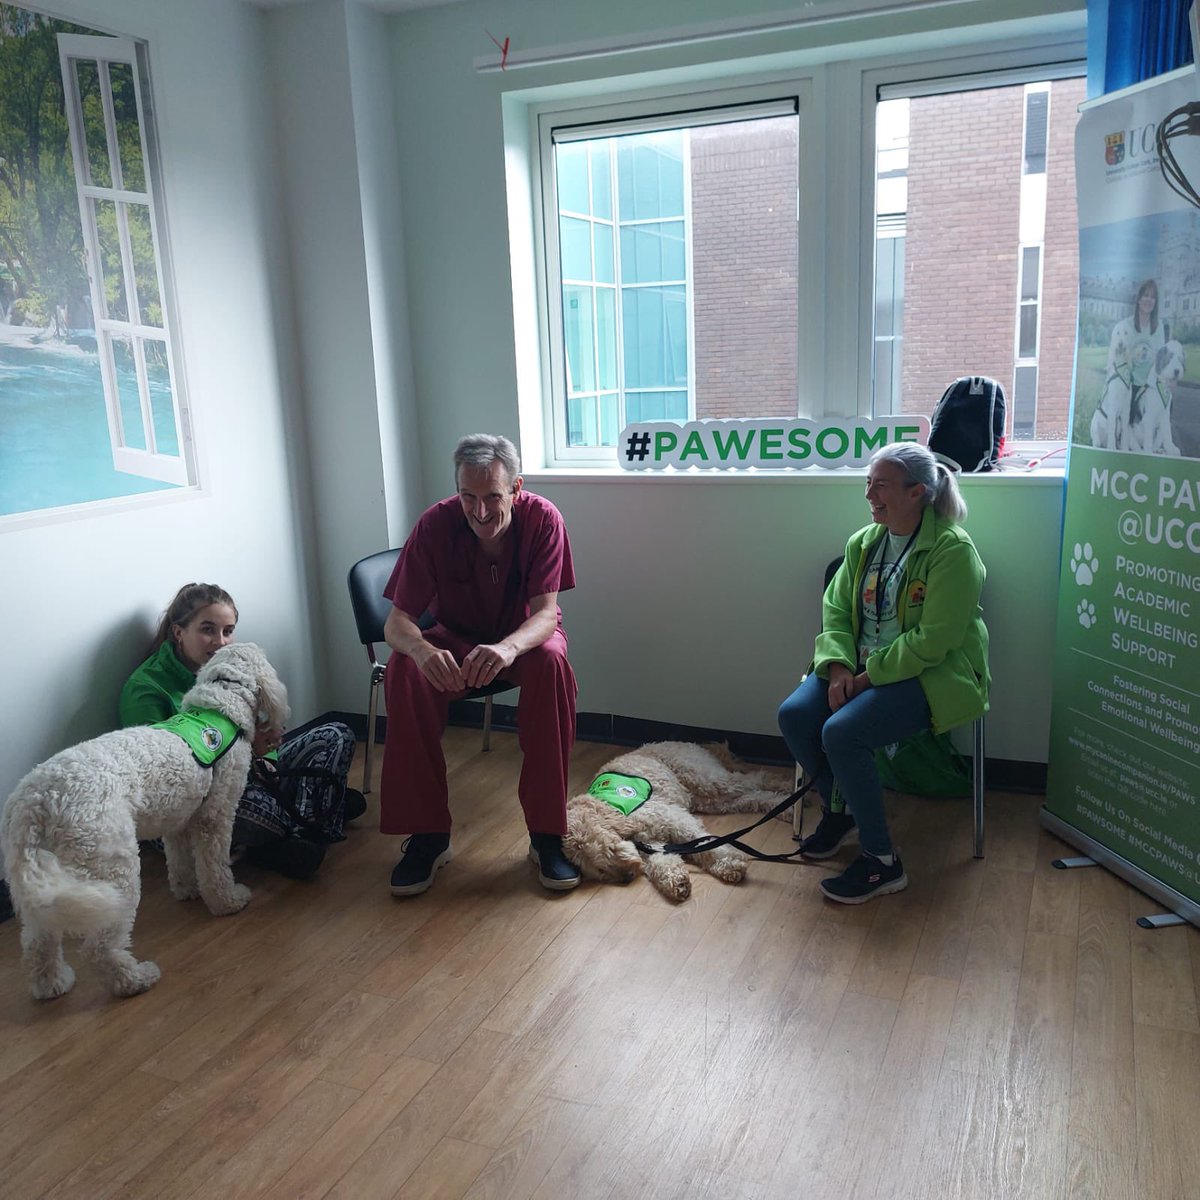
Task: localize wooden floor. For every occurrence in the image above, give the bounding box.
[1,729,1198,1200]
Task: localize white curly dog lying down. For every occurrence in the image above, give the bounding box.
[2,643,288,1001]
[563,741,791,902]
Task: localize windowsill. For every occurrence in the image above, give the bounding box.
[525,461,1067,485]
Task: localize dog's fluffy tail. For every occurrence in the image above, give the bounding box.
[7,847,126,934]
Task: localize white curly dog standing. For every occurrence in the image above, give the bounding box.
[2,642,288,1001]
[563,742,791,902]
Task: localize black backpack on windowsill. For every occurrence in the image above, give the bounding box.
[928,376,1007,472]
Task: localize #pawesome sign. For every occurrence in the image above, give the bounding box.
[617,417,930,471]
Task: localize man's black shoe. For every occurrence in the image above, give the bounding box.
[820,852,908,904]
[245,836,326,879]
[390,833,452,896]
[528,832,581,891]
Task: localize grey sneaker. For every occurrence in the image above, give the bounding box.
[390,833,452,896]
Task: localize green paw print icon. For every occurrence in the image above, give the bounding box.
[1077,599,1096,629]
[1069,543,1099,586]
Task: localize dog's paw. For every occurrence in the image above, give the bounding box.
[206,883,252,916]
[664,874,692,902]
[112,960,161,998]
[169,881,201,901]
[709,854,748,885]
[31,963,76,1001]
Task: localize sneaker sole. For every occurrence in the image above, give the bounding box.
[390,847,453,896]
[527,848,581,891]
[798,827,858,860]
[820,871,908,905]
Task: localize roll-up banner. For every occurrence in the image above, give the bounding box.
[1044,66,1200,925]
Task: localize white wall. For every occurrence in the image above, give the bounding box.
[536,473,1064,761]
[0,0,318,808]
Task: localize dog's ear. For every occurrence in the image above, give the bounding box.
[1156,343,1172,374]
[254,654,290,731]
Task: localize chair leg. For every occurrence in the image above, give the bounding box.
[792,763,804,837]
[482,695,493,752]
[972,716,985,859]
[363,676,380,793]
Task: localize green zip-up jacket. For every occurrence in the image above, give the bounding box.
[813,506,990,734]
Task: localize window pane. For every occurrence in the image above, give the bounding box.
[1020,245,1040,300]
[626,390,687,421]
[872,76,1084,440]
[127,203,161,325]
[562,286,595,393]
[1013,363,1038,436]
[560,216,592,282]
[598,393,619,445]
[551,110,799,450]
[109,62,145,192]
[111,334,145,450]
[146,342,178,455]
[1018,303,1038,358]
[596,287,617,391]
[590,142,612,219]
[620,221,686,283]
[75,60,111,189]
[593,223,614,284]
[567,395,598,445]
[1024,89,1048,175]
[556,142,589,214]
[623,286,687,388]
[617,131,685,220]
[94,199,129,320]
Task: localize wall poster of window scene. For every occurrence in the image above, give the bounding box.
[1,2,191,520]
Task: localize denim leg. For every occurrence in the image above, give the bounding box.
[820,678,931,856]
[777,672,837,808]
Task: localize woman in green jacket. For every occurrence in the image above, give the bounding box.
[778,443,989,903]
[120,582,365,878]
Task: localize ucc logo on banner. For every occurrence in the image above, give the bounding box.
[618,417,930,471]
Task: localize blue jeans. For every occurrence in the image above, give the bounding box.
[778,672,931,856]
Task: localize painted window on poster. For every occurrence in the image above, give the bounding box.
[0,5,192,521]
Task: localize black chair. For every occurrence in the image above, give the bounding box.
[347,547,516,793]
[793,555,987,858]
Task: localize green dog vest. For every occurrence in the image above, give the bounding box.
[588,772,652,815]
[152,708,242,767]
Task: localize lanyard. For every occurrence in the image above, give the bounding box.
[870,528,919,635]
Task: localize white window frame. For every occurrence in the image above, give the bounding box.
[533,80,816,465]
[58,33,193,487]
[520,32,1087,468]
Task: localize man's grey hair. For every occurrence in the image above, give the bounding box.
[453,434,521,487]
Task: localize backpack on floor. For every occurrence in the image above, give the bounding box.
[927,376,1007,472]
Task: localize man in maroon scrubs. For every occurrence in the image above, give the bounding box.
[380,434,579,895]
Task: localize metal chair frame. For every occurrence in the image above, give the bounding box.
[348,548,513,794]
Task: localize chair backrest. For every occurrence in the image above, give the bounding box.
[347,547,401,648]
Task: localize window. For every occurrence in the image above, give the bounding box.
[59,34,191,488]
[871,73,1085,443]
[541,97,801,460]
[0,8,190,521]
[521,38,1086,466]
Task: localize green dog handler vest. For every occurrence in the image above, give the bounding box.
[151,709,243,767]
[587,772,652,815]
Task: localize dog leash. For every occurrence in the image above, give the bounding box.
[633,775,825,864]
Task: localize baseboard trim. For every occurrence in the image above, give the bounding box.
[329,705,1049,795]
